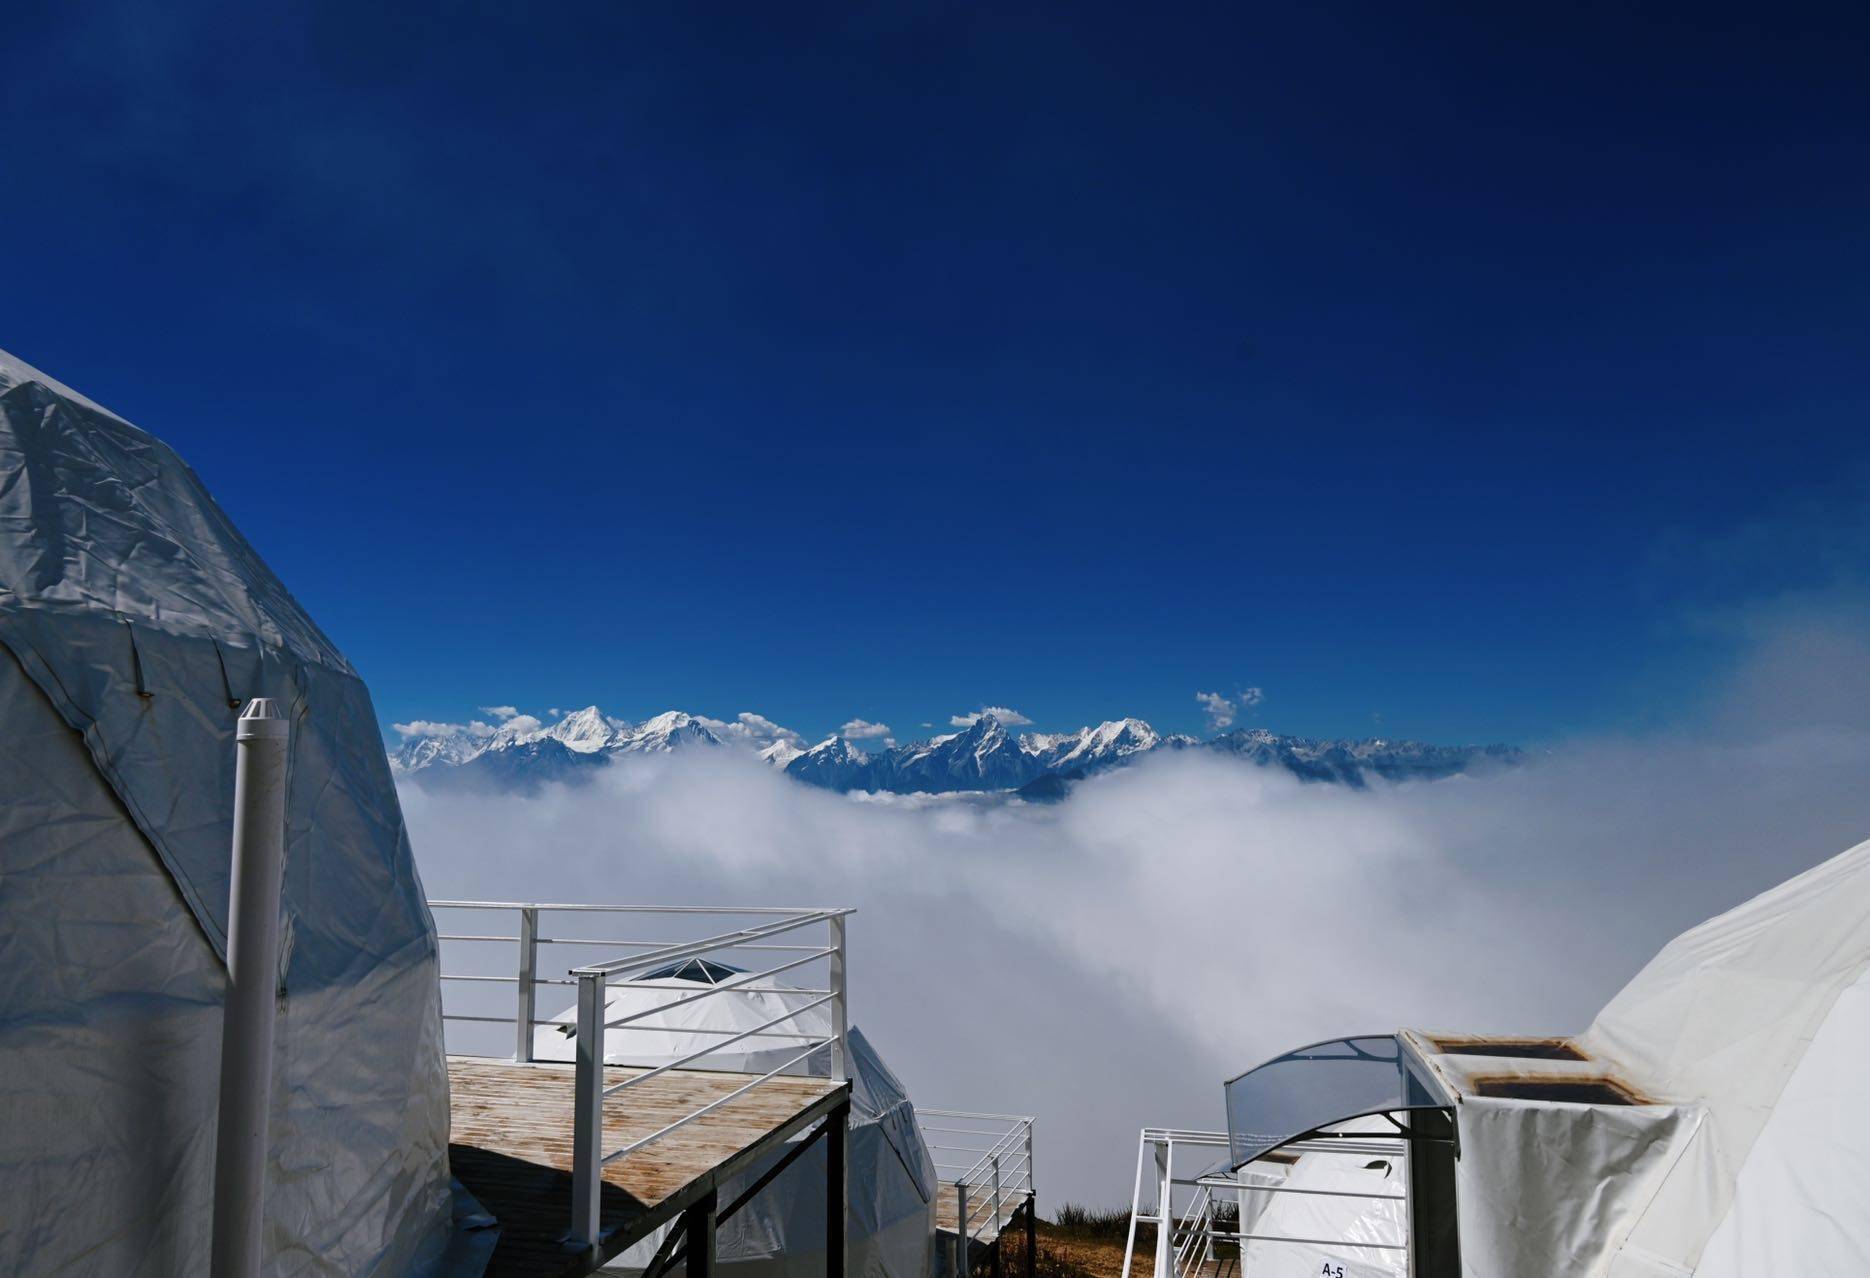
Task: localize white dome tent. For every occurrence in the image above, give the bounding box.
[533,964,938,1278]
[1209,834,1870,1276]
[0,349,454,1273]
[1429,831,1870,1276]
[533,958,834,1074]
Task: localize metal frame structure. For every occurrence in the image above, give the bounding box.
[916,1109,1037,1278]
[431,901,856,1269]
[1119,1128,1411,1278]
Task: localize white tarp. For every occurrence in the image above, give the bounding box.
[1419,833,1870,1277]
[0,349,454,1275]
[1237,1151,1405,1278]
[1579,834,1870,1276]
[530,973,934,1278]
[1447,1092,1698,1278]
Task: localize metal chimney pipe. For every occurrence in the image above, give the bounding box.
[211,698,291,1278]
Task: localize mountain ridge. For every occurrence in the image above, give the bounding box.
[389,707,1520,795]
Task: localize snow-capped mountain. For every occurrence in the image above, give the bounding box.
[391,706,1519,795]
[872,715,1036,791]
[783,736,874,790]
[1021,718,1194,772]
[389,706,728,792]
[1206,727,1521,785]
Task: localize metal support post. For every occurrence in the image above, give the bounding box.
[211,698,291,1278]
[992,1155,1004,1236]
[1152,1138,1174,1278]
[684,1189,719,1278]
[515,906,538,1062]
[1024,1121,1037,1278]
[990,1159,1004,1278]
[570,970,607,1249]
[955,1184,970,1278]
[827,1099,849,1278]
[1025,1195,1037,1278]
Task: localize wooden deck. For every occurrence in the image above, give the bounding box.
[933,1186,1028,1238]
[448,1056,848,1278]
[934,1185,1036,1278]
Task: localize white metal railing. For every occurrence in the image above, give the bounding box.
[916,1109,1036,1275]
[1120,1127,1408,1278]
[430,901,853,1249]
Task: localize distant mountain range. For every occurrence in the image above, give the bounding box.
[388,707,1520,796]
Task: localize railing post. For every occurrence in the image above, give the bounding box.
[570,970,607,1250]
[1152,1137,1174,1278]
[992,1155,1003,1235]
[828,914,849,1081]
[955,1183,969,1278]
[1021,1120,1036,1278]
[515,906,538,1063]
[1025,1119,1035,1209]
[990,1155,1004,1278]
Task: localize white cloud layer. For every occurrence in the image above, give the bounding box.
[479,705,521,722]
[401,603,1870,1209]
[402,611,1870,1208]
[1240,687,1265,708]
[840,718,893,740]
[950,706,1034,727]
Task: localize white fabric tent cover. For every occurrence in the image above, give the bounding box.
[0,350,453,1275]
[1236,1149,1404,1278]
[532,959,832,1074]
[1420,833,1870,1276]
[533,972,936,1278]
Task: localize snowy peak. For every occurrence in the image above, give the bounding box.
[389,730,487,773]
[1038,718,1162,769]
[390,705,724,776]
[547,705,630,753]
[759,738,806,769]
[621,711,722,753]
[390,702,1519,796]
[785,735,875,789]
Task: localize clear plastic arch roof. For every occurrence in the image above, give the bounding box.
[1224,1034,1448,1169]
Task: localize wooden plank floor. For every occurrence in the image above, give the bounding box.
[449,1056,841,1278]
[934,1185,1026,1241]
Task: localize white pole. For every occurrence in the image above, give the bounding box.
[1119,1132,1147,1278]
[992,1155,1003,1234]
[211,698,291,1278]
[1152,1137,1175,1278]
[829,914,849,1082]
[570,970,607,1248]
[515,906,538,1063]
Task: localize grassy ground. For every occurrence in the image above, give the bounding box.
[974,1203,1240,1278]
[974,1205,1155,1278]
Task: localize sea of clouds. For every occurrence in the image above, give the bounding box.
[402,608,1870,1208]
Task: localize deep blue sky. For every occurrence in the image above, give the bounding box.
[3,2,1866,746]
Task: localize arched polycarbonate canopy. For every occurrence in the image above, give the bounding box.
[1224,1034,1452,1169]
